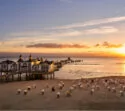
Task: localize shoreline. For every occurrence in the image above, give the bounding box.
[1,75,125,84]
[52,75,125,80]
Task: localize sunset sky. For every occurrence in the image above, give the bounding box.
[1,0,125,57]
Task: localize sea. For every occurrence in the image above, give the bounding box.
[0,57,125,79]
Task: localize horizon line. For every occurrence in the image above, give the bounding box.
[0,52,125,58]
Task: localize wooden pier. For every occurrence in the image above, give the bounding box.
[0,55,79,83]
[0,55,57,83]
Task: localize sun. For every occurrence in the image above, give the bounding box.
[114,45,125,55]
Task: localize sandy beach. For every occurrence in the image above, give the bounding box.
[1,76,125,110]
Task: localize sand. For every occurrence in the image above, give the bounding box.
[1,76,125,110]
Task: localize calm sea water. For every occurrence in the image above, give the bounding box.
[0,57,125,79]
[55,58,125,79]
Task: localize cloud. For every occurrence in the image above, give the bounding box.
[6,30,82,46]
[95,41,123,48]
[9,26,118,42]
[26,43,90,48]
[9,31,43,37]
[84,26,118,35]
[50,16,125,30]
[10,30,82,39]
[95,43,100,47]
[26,42,123,49]
[5,26,119,48]
[0,37,56,48]
[53,30,82,37]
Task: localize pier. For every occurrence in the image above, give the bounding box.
[0,55,81,83]
[0,55,69,83]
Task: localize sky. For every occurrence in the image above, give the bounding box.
[1,0,125,57]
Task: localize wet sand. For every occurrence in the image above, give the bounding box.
[0,76,125,110]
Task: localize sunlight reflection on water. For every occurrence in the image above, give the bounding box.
[55,59,125,79]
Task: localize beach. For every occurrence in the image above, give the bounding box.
[1,76,125,110]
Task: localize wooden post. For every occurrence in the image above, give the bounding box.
[12,72,14,81]
[50,73,52,79]
[33,73,35,80]
[28,72,29,80]
[48,74,49,80]
[27,72,28,80]
[20,73,21,81]
[18,73,20,81]
[53,72,55,79]
[26,72,27,80]
[47,73,48,80]
[18,73,19,81]
[0,71,1,82]
[5,72,8,82]
[1,71,3,82]
[6,63,8,82]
